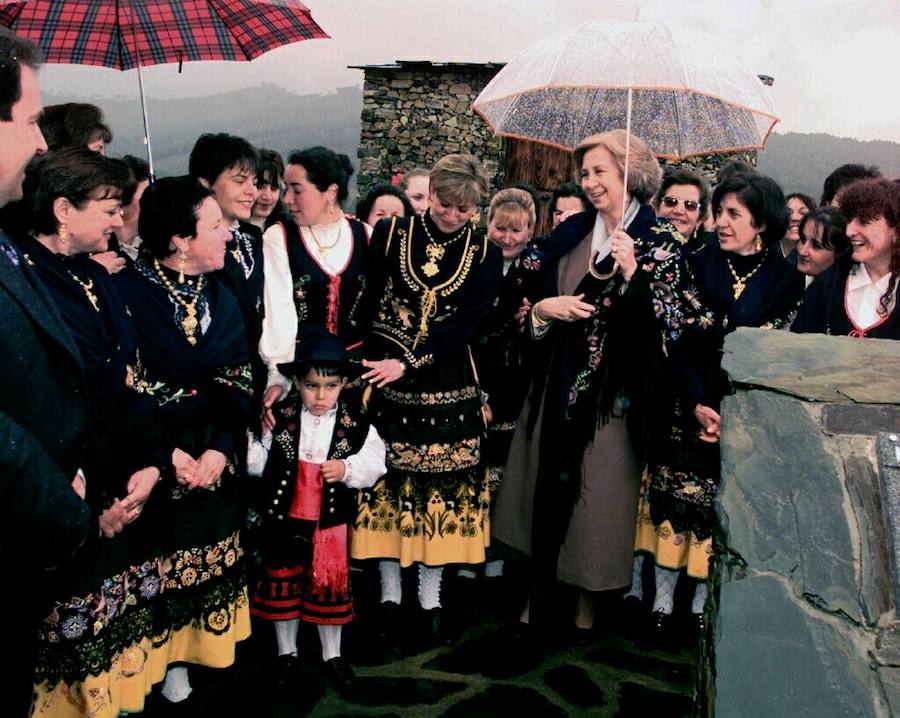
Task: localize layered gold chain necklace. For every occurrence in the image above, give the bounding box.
[153,259,205,345]
[420,215,469,278]
[66,268,100,312]
[726,250,766,300]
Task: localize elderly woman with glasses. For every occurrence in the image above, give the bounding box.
[654,169,710,251]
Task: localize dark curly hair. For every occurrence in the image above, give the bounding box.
[838,177,900,317]
[24,147,130,236]
[287,146,354,205]
[355,183,413,225]
[138,176,214,260]
[712,173,788,246]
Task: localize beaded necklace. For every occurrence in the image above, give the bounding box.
[153,259,205,345]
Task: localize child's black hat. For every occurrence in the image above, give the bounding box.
[276,331,361,379]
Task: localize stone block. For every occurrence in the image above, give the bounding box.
[877,432,900,613]
[823,404,900,435]
[878,666,900,718]
[844,454,892,624]
[449,83,472,95]
[720,390,860,620]
[722,328,900,404]
[390,78,414,89]
[716,574,881,717]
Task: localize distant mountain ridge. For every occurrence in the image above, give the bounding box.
[758,132,900,200]
[45,84,900,200]
[45,84,363,182]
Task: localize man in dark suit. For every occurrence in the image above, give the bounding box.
[0,33,92,716]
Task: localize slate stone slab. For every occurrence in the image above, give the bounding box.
[543,665,606,709]
[720,390,860,621]
[615,681,692,718]
[441,685,566,718]
[823,404,900,435]
[844,454,892,624]
[584,645,692,685]
[715,574,880,717]
[722,328,900,404]
[878,432,900,616]
[346,676,466,707]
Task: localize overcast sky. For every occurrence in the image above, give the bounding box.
[36,0,900,144]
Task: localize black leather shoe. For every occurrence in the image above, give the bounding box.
[693,612,706,633]
[274,653,300,691]
[323,656,356,698]
[651,610,670,634]
[376,600,400,640]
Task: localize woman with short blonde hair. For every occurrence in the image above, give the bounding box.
[356,153,502,645]
[574,130,663,205]
[492,128,699,637]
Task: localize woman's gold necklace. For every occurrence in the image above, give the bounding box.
[726,252,765,300]
[420,215,468,278]
[153,259,205,345]
[66,269,100,312]
[307,224,341,257]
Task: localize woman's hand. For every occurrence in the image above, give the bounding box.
[693,404,721,444]
[483,402,493,423]
[172,447,198,485]
[121,466,160,523]
[533,294,596,323]
[90,251,126,275]
[71,471,86,500]
[192,450,227,489]
[610,229,637,281]
[516,297,532,327]
[99,499,130,538]
[262,384,284,432]
[321,459,347,483]
[361,358,406,388]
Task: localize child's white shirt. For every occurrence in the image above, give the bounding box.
[247,406,386,490]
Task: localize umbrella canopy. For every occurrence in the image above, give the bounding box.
[0,0,329,176]
[0,0,328,70]
[473,18,778,159]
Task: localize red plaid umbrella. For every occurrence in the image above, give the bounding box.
[0,0,329,173]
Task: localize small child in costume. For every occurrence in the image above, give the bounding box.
[248,332,386,695]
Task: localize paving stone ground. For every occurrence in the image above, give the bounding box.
[140,564,699,717]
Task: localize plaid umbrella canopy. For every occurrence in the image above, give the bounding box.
[0,0,329,173]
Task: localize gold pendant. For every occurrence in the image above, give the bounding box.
[733,280,746,300]
[182,307,198,341]
[85,289,100,312]
[421,259,440,277]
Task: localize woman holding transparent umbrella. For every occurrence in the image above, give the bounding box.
[492,129,702,639]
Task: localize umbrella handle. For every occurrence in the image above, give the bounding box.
[589,251,620,281]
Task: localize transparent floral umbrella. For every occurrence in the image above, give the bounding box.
[474,17,778,274]
[473,18,778,159]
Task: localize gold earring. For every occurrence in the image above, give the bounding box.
[178,251,187,285]
[58,224,68,244]
[754,235,764,253]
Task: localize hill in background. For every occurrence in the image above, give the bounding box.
[757,132,900,199]
[46,84,900,202]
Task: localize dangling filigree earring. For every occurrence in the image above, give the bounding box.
[178,251,187,285]
[58,224,68,244]
[754,235,764,253]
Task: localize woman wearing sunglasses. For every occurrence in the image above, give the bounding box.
[654,169,710,251]
[628,173,804,636]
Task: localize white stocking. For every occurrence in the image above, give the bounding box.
[653,565,679,615]
[623,555,645,600]
[274,618,300,656]
[318,624,342,662]
[692,582,709,614]
[379,559,402,605]
[417,564,443,610]
[485,559,504,578]
[161,665,192,703]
